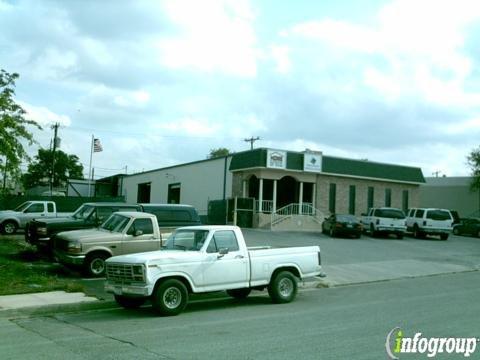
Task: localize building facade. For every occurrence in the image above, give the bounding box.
[122,148,425,228]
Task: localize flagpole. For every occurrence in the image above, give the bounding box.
[88,135,94,197]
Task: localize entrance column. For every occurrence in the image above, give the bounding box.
[299,182,303,215]
[312,183,316,215]
[273,180,277,213]
[258,178,264,212]
[242,180,247,198]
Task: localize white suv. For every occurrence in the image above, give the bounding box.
[406,208,453,240]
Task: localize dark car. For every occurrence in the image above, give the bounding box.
[25,202,141,250]
[322,214,362,238]
[452,218,480,237]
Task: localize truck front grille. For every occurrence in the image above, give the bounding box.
[106,263,145,283]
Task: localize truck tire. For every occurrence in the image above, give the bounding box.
[227,288,251,299]
[268,271,298,304]
[440,233,449,241]
[413,225,424,239]
[397,233,404,239]
[152,279,188,316]
[84,252,109,277]
[453,227,460,235]
[114,295,146,309]
[2,220,18,235]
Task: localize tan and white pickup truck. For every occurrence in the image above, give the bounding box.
[105,225,322,316]
[53,212,162,277]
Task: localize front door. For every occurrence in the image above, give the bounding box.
[200,230,249,291]
[121,218,159,255]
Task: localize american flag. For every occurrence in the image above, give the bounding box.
[93,138,103,152]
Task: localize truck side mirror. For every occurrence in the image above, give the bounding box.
[217,247,229,259]
[134,230,143,237]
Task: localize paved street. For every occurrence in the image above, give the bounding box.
[1,271,479,359]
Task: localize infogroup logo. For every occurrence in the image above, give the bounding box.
[385,327,479,359]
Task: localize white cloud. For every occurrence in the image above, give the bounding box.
[270,45,291,74]
[20,101,71,127]
[286,0,480,109]
[156,0,258,77]
[156,117,220,136]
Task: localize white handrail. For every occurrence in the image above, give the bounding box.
[271,203,323,227]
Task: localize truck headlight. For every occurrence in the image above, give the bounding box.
[37,227,47,236]
[67,241,82,254]
[132,265,145,281]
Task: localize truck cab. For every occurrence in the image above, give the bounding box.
[0,201,58,234]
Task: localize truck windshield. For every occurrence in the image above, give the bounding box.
[72,205,95,220]
[101,214,130,232]
[14,202,31,212]
[163,229,209,251]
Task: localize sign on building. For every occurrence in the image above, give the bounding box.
[303,151,322,172]
[267,150,287,169]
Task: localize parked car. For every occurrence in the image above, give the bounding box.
[0,201,71,235]
[361,207,406,239]
[405,208,453,240]
[105,225,322,316]
[25,202,141,249]
[322,214,362,238]
[452,218,480,237]
[54,212,162,277]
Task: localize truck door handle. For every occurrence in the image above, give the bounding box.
[110,245,116,249]
[235,255,244,259]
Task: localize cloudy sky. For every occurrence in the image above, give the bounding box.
[1,0,480,180]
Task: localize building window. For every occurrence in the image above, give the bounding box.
[349,185,356,215]
[367,187,374,210]
[168,183,181,204]
[402,190,409,213]
[385,188,392,207]
[329,183,336,213]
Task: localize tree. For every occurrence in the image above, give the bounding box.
[22,148,84,189]
[208,147,231,159]
[0,69,41,190]
[467,147,480,191]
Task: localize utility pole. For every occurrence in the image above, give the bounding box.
[50,123,60,195]
[432,170,441,178]
[244,136,260,150]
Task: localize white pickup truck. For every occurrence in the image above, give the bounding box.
[361,207,407,239]
[105,225,322,316]
[0,201,69,235]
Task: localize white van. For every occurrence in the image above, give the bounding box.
[405,208,453,240]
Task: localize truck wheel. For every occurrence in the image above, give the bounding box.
[268,271,298,304]
[114,295,146,309]
[413,225,423,239]
[2,221,18,235]
[152,279,188,316]
[397,233,404,239]
[84,253,109,277]
[440,233,449,241]
[227,288,251,299]
[453,227,460,235]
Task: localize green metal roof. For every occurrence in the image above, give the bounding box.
[229,148,425,184]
